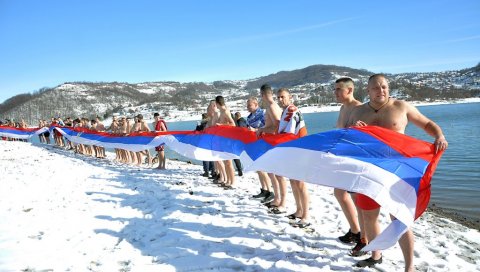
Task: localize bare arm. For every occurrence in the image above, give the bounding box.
[160,122,167,131]
[142,122,151,132]
[336,105,346,128]
[406,103,448,153]
[262,104,281,133]
[224,110,236,126]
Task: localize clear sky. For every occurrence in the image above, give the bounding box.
[1,0,479,103]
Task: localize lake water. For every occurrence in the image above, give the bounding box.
[167,103,480,221]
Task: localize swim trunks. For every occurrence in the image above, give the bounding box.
[356,194,381,210]
[155,144,165,152]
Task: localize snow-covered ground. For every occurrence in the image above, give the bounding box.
[1,141,479,271]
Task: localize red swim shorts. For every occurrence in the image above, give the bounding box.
[155,144,165,152]
[356,194,380,210]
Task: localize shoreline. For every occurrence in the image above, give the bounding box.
[427,203,480,231]
[166,159,480,230]
[162,97,480,122]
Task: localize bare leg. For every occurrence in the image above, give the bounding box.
[215,161,226,183]
[224,160,235,186]
[158,151,166,169]
[268,173,280,206]
[335,188,360,233]
[144,150,152,166]
[353,193,366,241]
[275,175,288,209]
[257,171,271,191]
[362,208,382,260]
[391,214,414,272]
[296,180,310,221]
[290,179,302,216]
[135,152,142,166]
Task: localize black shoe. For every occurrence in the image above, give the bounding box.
[261,191,275,203]
[202,172,209,177]
[238,170,243,176]
[208,173,216,179]
[349,240,368,257]
[355,256,382,268]
[286,213,301,220]
[338,229,361,244]
[293,221,311,228]
[264,202,277,208]
[269,207,286,214]
[252,189,267,198]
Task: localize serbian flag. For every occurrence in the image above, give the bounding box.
[52,126,183,152]
[52,125,255,160]
[244,126,443,250]
[161,126,258,161]
[51,124,443,250]
[0,126,48,140]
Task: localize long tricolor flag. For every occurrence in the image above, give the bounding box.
[0,126,48,140]
[11,125,442,250]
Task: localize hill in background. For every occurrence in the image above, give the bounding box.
[1,64,479,124]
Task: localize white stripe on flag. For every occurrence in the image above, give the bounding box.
[245,146,417,227]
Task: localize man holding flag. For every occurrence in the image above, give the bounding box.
[348,74,448,270]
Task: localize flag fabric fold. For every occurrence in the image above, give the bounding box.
[1,125,443,250]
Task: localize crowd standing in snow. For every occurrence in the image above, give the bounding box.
[0,75,449,271]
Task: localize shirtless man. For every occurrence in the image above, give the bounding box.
[38,119,46,143]
[108,116,121,162]
[153,112,168,169]
[246,97,273,202]
[215,96,237,189]
[95,117,106,158]
[256,84,287,212]
[90,119,101,158]
[348,74,448,271]
[206,100,224,184]
[276,88,310,226]
[333,78,364,250]
[132,114,151,166]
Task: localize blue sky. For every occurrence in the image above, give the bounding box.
[1,0,479,103]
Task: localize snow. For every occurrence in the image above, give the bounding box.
[1,141,479,271]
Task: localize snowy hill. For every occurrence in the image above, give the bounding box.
[1,64,479,124]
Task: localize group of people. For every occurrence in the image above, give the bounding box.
[1,74,448,271]
[329,75,446,270]
[0,118,29,141]
[195,75,447,271]
[1,114,170,169]
[70,113,168,169]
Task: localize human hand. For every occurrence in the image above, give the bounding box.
[354,120,368,127]
[434,136,448,154]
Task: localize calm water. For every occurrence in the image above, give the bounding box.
[169,103,480,221]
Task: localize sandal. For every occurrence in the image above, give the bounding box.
[355,256,382,268]
[264,202,277,208]
[286,213,301,220]
[293,221,311,228]
[269,207,286,214]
